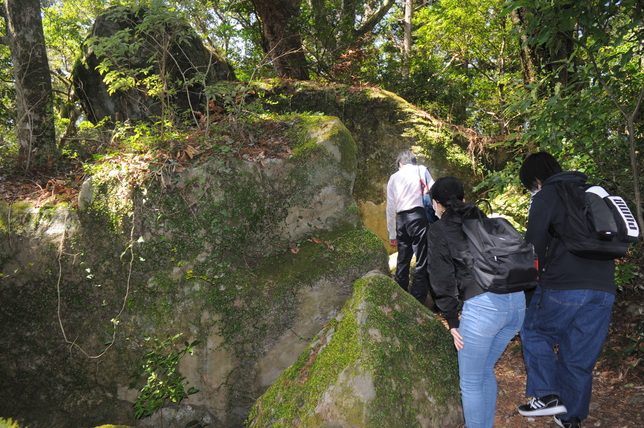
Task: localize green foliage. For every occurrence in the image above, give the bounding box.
[129,333,201,419]
[468,1,644,271]
[0,41,17,170]
[615,262,640,292]
[299,1,376,77]
[84,2,206,126]
[42,0,107,148]
[0,418,26,428]
[0,43,16,136]
[502,0,644,189]
[0,136,18,174]
[168,0,267,80]
[366,0,523,134]
[204,81,267,119]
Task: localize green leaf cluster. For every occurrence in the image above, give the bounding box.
[129,333,201,419]
[0,418,26,428]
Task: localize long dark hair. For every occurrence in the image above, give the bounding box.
[430,176,473,216]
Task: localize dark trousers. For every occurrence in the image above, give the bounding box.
[521,286,614,420]
[394,207,429,303]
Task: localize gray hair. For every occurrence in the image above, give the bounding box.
[396,150,417,167]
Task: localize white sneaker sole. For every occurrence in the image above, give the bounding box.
[518,404,567,416]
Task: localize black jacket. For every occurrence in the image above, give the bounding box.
[527,171,615,294]
[427,208,485,329]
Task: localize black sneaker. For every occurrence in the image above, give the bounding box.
[554,415,582,428]
[518,394,567,416]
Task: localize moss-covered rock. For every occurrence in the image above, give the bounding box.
[0,115,388,428]
[72,4,236,125]
[246,80,483,252]
[0,81,476,428]
[246,272,463,428]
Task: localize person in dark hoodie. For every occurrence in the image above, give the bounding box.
[516,152,616,428]
[427,176,525,428]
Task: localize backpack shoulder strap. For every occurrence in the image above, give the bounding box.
[417,166,429,194]
[462,200,491,221]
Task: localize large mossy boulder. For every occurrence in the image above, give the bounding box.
[246,80,484,252]
[247,271,463,427]
[72,5,236,125]
[0,116,388,428]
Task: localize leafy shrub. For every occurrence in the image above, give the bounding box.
[129,334,201,419]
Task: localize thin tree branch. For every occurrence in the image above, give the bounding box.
[353,0,396,40]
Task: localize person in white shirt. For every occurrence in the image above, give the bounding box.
[386,150,434,303]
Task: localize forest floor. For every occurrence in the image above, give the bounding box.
[3,173,644,428]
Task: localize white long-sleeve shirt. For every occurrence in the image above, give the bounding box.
[386,164,435,240]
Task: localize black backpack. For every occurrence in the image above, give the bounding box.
[550,181,640,260]
[461,203,538,294]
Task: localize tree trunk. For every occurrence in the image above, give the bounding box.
[250,0,309,80]
[510,8,538,85]
[2,0,56,171]
[510,5,576,88]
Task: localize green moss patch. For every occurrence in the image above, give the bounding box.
[246,273,462,427]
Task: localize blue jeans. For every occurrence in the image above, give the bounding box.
[458,291,526,428]
[521,287,614,420]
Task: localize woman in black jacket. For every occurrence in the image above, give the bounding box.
[427,177,525,428]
